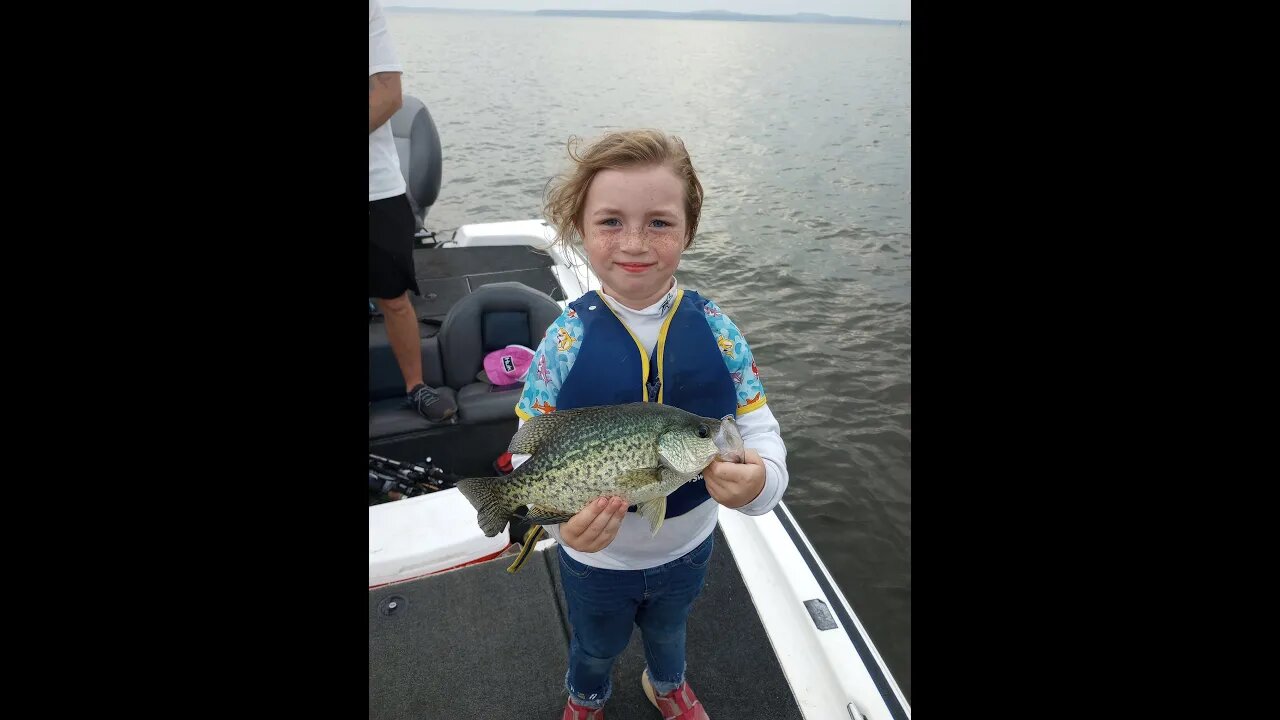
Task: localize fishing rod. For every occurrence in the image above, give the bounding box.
[368,454,461,499]
[368,468,435,500]
[370,453,430,478]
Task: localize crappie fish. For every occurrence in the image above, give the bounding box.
[455,403,743,538]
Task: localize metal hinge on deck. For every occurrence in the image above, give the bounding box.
[803,598,838,631]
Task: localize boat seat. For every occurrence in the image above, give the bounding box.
[368,325,457,439]
[390,94,442,233]
[436,282,562,424]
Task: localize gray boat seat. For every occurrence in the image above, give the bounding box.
[390,94,442,233]
[437,282,563,424]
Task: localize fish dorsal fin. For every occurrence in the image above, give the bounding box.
[508,408,589,455]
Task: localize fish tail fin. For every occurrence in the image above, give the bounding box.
[454,476,516,538]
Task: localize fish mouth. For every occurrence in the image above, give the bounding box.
[713,414,745,463]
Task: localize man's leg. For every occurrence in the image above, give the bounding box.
[370,194,456,423]
[374,291,423,392]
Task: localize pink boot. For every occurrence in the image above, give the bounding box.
[561,696,606,720]
[641,670,709,720]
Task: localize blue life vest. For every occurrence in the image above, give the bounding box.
[557,289,738,519]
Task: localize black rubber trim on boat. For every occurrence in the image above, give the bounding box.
[772,505,909,720]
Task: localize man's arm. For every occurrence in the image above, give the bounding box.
[369,71,402,134]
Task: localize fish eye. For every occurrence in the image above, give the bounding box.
[696,424,709,438]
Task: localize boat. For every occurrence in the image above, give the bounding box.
[368,95,911,720]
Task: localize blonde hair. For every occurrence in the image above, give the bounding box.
[543,129,704,251]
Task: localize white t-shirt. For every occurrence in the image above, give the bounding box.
[369,0,407,202]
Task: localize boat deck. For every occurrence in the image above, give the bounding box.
[368,528,805,719]
[371,243,567,331]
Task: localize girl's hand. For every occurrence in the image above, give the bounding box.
[559,496,629,552]
[703,449,766,509]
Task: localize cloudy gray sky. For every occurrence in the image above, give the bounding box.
[390,1,910,22]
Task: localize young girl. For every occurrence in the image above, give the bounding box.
[512,130,789,720]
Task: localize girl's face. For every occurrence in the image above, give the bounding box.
[580,164,689,310]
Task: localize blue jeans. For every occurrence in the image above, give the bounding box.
[558,531,715,709]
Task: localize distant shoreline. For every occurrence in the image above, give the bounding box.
[385,6,909,26]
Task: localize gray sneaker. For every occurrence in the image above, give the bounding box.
[407,383,457,423]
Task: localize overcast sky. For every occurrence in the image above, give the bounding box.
[390,1,910,22]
